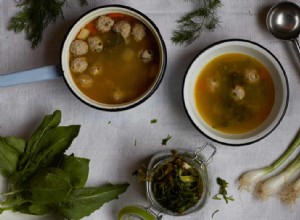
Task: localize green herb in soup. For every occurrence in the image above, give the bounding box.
[69,13,160,104]
[194,53,275,134]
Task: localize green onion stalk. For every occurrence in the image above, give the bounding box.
[238,129,300,192]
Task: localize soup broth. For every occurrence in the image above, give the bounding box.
[69,13,160,104]
[194,53,275,134]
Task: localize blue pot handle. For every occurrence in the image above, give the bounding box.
[0,65,62,87]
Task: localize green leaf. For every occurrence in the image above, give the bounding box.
[58,184,129,219]
[13,202,52,215]
[58,154,89,188]
[12,125,80,184]
[23,168,73,204]
[19,110,61,170]
[0,136,25,177]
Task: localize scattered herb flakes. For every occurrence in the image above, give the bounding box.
[108,121,111,124]
[212,209,219,218]
[162,134,172,145]
[212,177,234,203]
[150,119,157,124]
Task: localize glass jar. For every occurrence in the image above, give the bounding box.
[118,143,216,220]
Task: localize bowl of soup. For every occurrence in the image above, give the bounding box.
[183,39,289,146]
[61,5,167,111]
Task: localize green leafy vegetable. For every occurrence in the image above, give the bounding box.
[172,0,222,46]
[18,110,61,171]
[58,154,89,188]
[0,136,25,177]
[57,184,129,220]
[0,110,129,219]
[8,0,87,48]
[23,168,73,204]
[162,134,172,145]
[12,125,80,185]
[213,177,234,203]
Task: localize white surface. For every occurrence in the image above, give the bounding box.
[1,0,300,220]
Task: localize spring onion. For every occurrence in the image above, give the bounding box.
[238,129,300,192]
[255,153,300,201]
[280,175,300,206]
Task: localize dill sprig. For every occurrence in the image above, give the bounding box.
[8,0,87,48]
[172,0,222,46]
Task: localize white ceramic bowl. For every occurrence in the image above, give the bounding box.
[183,39,289,146]
[61,5,167,111]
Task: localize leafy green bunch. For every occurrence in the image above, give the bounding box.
[0,110,129,219]
[172,0,222,46]
[8,0,88,48]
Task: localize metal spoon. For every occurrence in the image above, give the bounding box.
[266,1,300,63]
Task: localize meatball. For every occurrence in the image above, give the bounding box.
[207,77,220,92]
[244,68,260,83]
[71,57,88,73]
[139,49,153,63]
[113,89,126,103]
[88,36,103,52]
[113,20,131,40]
[132,23,146,42]
[77,74,93,88]
[231,85,245,101]
[95,15,114,33]
[89,63,103,76]
[70,40,88,56]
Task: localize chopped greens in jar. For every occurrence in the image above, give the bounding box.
[150,150,203,214]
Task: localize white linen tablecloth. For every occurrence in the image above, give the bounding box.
[1,0,300,219]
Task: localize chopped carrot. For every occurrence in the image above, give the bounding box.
[108,13,134,21]
[108,13,125,19]
[85,22,97,35]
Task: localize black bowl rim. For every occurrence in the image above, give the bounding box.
[60,4,167,112]
[182,39,289,146]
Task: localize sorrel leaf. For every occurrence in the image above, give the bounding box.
[58,184,129,219]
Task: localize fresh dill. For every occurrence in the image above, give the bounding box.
[172,0,222,46]
[212,177,234,203]
[8,0,87,48]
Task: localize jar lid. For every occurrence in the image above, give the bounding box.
[118,205,161,220]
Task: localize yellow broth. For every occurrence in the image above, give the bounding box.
[69,15,160,104]
[194,53,275,134]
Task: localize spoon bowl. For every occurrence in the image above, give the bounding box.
[266,1,300,63]
[266,1,300,40]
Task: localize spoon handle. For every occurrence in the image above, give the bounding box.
[290,38,300,64]
[0,65,62,87]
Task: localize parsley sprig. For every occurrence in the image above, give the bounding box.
[213,177,234,203]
